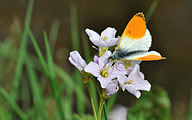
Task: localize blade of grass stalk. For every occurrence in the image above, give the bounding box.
[82,32,91,62]
[70,5,86,114]
[10,0,34,119]
[106,93,118,113]
[87,84,98,120]
[0,98,8,120]
[0,40,14,79]
[102,103,108,120]
[146,0,159,22]
[62,87,73,119]
[70,5,79,51]
[21,75,30,112]
[11,0,34,100]
[26,26,49,75]
[44,31,56,79]
[25,56,48,120]
[49,19,60,55]
[55,64,88,115]
[0,87,28,119]
[44,31,65,120]
[54,65,88,102]
[90,78,99,114]
[74,71,86,114]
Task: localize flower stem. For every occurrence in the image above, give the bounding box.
[90,76,101,96]
[86,84,98,120]
[98,89,105,120]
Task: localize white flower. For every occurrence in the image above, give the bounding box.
[85,51,127,88]
[85,27,120,47]
[68,50,87,72]
[106,79,119,97]
[118,64,151,98]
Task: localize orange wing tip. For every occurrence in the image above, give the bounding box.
[136,55,166,61]
[123,12,146,39]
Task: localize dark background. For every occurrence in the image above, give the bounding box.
[0,0,191,119]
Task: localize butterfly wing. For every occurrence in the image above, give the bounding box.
[116,12,148,51]
[120,51,165,61]
[114,12,165,61]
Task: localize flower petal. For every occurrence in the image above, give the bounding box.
[98,76,112,88]
[94,55,99,64]
[117,75,127,91]
[85,28,104,46]
[125,85,141,98]
[69,51,87,72]
[85,61,100,77]
[106,80,119,97]
[101,27,117,39]
[98,51,112,68]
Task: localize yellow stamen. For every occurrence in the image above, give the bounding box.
[101,36,108,42]
[124,61,132,70]
[124,80,133,85]
[99,65,109,78]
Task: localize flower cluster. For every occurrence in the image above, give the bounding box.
[69,27,151,98]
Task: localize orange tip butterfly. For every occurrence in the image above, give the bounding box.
[108,12,165,61]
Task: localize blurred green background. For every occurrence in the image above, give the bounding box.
[0,0,191,120]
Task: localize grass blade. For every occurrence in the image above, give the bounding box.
[106,93,118,113]
[70,5,86,114]
[0,87,28,120]
[11,0,34,101]
[44,31,65,120]
[70,5,80,51]
[146,0,159,22]
[26,26,49,75]
[25,56,48,120]
[49,19,60,55]
[102,103,108,120]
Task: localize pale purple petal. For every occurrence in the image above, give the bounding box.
[68,51,87,72]
[106,80,119,97]
[85,61,100,77]
[117,75,127,91]
[85,28,100,41]
[127,60,142,74]
[118,64,151,98]
[125,85,141,98]
[134,80,151,91]
[129,64,144,79]
[69,57,83,71]
[85,28,106,47]
[106,37,120,46]
[101,27,117,39]
[110,64,127,78]
[94,55,99,64]
[85,27,120,47]
[98,51,112,68]
[98,76,112,88]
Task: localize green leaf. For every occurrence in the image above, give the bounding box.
[127,86,171,120]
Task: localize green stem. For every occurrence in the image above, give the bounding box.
[98,89,105,120]
[90,76,101,96]
[103,102,108,120]
[86,84,98,120]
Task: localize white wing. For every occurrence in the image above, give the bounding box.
[118,29,152,52]
[120,51,164,61]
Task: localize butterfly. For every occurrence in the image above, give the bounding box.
[108,12,165,61]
